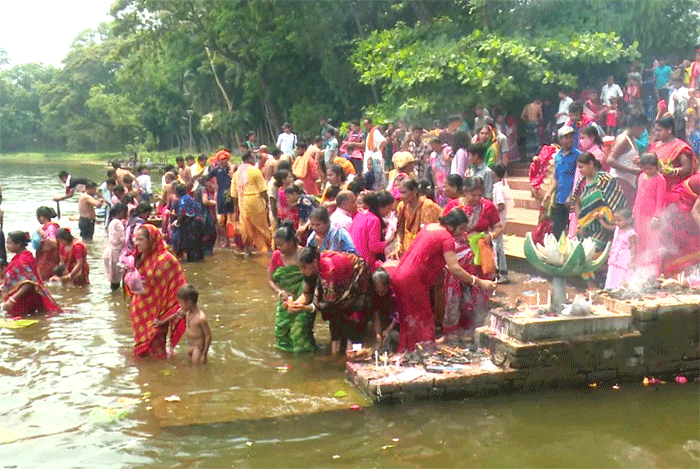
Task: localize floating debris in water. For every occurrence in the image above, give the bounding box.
[332,455,340,459]
[350,404,361,410]
[145,406,153,411]
[246,441,253,447]
[392,437,400,442]
[381,445,395,450]
[89,407,128,424]
[612,384,620,390]
[589,382,597,388]
[276,365,291,372]
[142,391,152,400]
[164,395,181,402]
[334,390,348,398]
[162,370,172,377]
[675,375,688,384]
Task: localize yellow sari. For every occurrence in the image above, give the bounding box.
[232,165,272,252]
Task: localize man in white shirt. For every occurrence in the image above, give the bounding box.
[329,190,356,231]
[600,75,623,106]
[363,117,386,174]
[555,90,573,127]
[276,122,297,156]
[323,128,339,166]
[136,166,153,202]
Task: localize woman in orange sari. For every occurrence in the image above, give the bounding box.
[130,224,187,359]
[291,142,320,196]
[648,116,697,192]
[3,231,61,316]
[389,178,442,258]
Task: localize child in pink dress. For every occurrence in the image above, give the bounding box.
[633,153,666,273]
[604,209,637,290]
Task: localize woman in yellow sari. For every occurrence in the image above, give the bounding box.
[389,178,442,258]
[231,151,272,255]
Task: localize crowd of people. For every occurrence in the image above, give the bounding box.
[2,54,700,362]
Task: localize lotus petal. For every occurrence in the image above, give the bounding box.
[582,238,597,262]
[524,233,562,276]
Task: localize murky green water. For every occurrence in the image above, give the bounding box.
[0,160,698,468]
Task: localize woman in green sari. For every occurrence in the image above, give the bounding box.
[475,125,500,167]
[268,221,318,353]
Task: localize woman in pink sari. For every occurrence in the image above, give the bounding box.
[647,116,697,192]
[390,208,496,352]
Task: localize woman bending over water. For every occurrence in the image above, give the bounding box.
[2,231,61,316]
[55,228,89,286]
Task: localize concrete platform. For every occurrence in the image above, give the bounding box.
[348,291,700,403]
[488,306,632,342]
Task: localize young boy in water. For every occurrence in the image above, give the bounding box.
[78,181,104,242]
[159,284,212,364]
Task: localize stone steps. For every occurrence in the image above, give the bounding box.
[503,162,538,259]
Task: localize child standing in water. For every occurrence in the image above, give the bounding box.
[633,153,666,273]
[602,209,637,290]
[54,228,90,286]
[78,181,104,242]
[158,284,211,363]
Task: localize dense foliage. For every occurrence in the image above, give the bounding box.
[0,0,698,154]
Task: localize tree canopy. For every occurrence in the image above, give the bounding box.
[0,0,698,154]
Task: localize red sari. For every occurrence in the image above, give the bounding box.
[647,138,697,192]
[36,222,60,281]
[130,224,187,359]
[391,226,456,352]
[59,242,89,286]
[659,174,700,276]
[2,250,61,316]
[441,198,500,333]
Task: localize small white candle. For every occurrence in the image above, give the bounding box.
[536,290,541,306]
[547,290,551,307]
[588,291,592,303]
[374,350,379,367]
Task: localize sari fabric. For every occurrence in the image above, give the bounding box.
[396,196,443,254]
[659,174,700,275]
[232,165,272,252]
[131,224,187,359]
[36,222,60,281]
[430,146,452,207]
[103,218,125,284]
[270,251,317,353]
[574,171,627,249]
[59,242,89,286]
[2,250,60,316]
[441,198,500,332]
[647,138,698,192]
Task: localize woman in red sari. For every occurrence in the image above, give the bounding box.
[648,116,697,192]
[390,208,497,352]
[55,228,89,286]
[2,231,61,316]
[35,206,60,281]
[131,224,187,359]
[441,177,502,335]
[290,246,371,356]
[658,174,700,276]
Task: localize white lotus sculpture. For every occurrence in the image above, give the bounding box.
[524,232,611,312]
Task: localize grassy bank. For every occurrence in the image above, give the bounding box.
[0,152,122,164]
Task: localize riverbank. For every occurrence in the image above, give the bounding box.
[0,152,121,164]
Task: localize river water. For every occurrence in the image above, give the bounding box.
[0,160,698,468]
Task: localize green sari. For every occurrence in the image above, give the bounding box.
[273,265,318,353]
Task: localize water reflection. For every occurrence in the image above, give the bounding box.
[0,160,696,468]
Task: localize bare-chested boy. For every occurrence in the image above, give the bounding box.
[78,181,104,242]
[157,284,211,364]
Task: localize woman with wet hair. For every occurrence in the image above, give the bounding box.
[2,231,60,316]
[55,228,89,286]
[35,206,60,281]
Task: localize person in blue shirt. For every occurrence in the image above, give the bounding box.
[306,207,357,254]
[545,126,581,239]
[655,59,673,103]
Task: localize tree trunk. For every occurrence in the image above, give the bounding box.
[351,4,380,105]
[204,46,233,112]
